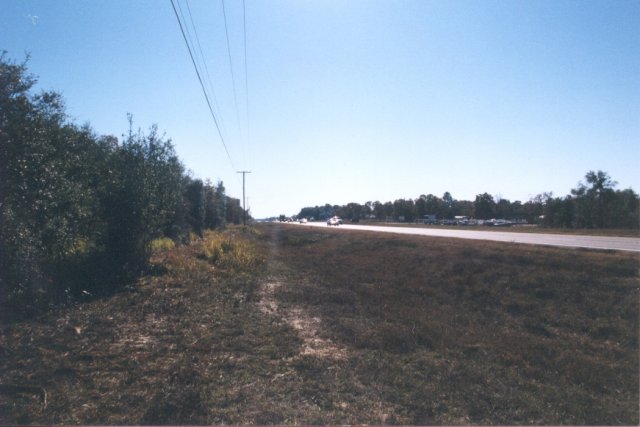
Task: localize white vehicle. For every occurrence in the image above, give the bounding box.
[299,218,308,224]
[486,218,511,226]
[327,216,343,226]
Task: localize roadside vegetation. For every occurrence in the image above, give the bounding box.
[1,224,637,424]
[0,54,248,318]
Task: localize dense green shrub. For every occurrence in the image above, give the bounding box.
[1,54,109,310]
[0,54,248,315]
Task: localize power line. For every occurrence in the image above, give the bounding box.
[169,0,235,171]
[184,0,226,135]
[221,0,242,138]
[242,0,250,170]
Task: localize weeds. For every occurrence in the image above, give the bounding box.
[149,237,175,252]
[1,223,637,425]
[199,229,265,274]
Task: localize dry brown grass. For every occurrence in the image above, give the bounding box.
[0,224,637,425]
[261,224,639,424]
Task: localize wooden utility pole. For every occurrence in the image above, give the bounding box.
[237,171,251,226]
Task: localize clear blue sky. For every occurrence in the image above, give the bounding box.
[3,0,639,218]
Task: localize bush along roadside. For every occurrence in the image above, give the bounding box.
[0,53,248,319]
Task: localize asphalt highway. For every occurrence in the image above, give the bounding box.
[299,222,640,252]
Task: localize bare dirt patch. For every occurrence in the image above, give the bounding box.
[258,281,347,360]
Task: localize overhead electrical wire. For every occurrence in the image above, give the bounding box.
[242,0,250,171]
[221,0,243,138]
[169,0,235,171]
[183,0,226,135]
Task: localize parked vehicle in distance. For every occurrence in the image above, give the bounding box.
[486,219,512,226]
[423,214,437,224]
[327,216,343,226]
[299,218,308,224]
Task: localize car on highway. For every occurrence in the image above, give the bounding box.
[327,216,343,226]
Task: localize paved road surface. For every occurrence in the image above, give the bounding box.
[299,222,640,252]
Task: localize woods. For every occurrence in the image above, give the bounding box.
[298,172,639,228]
[0,54,246,315]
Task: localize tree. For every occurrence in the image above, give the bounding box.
[372,201,385,220]
[1,53,248,317]
[455,199,474,218]
[611,188,640,229]
[543,196,575,228]
[572,170,618,228]
[585,170,617,195]
[363,201,374,218]
[345,202,363,221]
[226,197,243,224]
[1,54,111,307]
[415,195,428,219]
[184,178,205,237]
[99,119,185,277]
[494,197,514,219]
[214,181,227,228]
[423,194,441,218]
[203,180,217,229]
[290,170,638,230]
[392,199,415,222]
[440,192,454,219]
[473,193,496,220]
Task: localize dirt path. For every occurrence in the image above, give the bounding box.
[258,280,347,360]
[261,225,347,360]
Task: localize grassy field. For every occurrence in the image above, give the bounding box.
[1,224,638,424]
